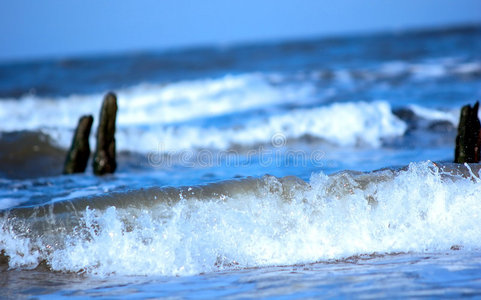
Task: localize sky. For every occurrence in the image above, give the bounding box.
[0,0,480,62]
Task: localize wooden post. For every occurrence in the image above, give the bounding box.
[63,115,93,174]
[454,101,481,163]
[93,92,118,175]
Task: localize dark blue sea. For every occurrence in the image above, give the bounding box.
[1,25,481,298]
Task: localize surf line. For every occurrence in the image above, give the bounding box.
[61,96,480,175]
[63,92,117,176]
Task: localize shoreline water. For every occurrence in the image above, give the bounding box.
[1,24,481,298]
[3,251,481,299]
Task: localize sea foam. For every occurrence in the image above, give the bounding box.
[0,72,408,152]
[0,73,313,130]
[117,100,407,152]
[1,162,481,276]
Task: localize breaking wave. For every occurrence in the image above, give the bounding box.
[0,72,412,151]
[1,162,480,276]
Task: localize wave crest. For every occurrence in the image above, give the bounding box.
[1,162,480,276]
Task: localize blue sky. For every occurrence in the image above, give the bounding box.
[0,0,480,62]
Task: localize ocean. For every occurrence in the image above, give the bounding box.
[1,25,481,298]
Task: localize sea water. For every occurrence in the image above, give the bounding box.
[1,25,481,298]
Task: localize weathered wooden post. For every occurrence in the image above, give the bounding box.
[93,92,118,175]
[454,101,481,163]
[63,115,93,174]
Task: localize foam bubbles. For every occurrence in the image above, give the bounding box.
[2,162,481,276]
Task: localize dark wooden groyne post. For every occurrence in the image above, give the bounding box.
[63,115,94,174]
[454,101,481,163]
[93,92,118,175]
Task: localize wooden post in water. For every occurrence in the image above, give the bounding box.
[93,92,118,175]
[63,115,94,174]
[454,101,481,163]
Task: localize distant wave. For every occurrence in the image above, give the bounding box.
[0,70,464,154]
[116,101,407,152]
[0,73,314,129]
[0,101,408,152]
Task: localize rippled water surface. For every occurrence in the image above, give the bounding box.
[3,251,481,299]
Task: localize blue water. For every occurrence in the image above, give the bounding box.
[2,251,480,299]
[1,25,481,298]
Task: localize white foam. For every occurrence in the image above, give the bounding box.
[0,73,313,130]
[0,71,405,152]
[121,101,406,152]
[410,63,448,80]
[379,61,409,77]
[408,104,459,125]
[452,61,481,75]
[2,162,480,276]
[117,73,314,126]
[378,59,481,80]
[0,198,25,210]
[0,73,316,149]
